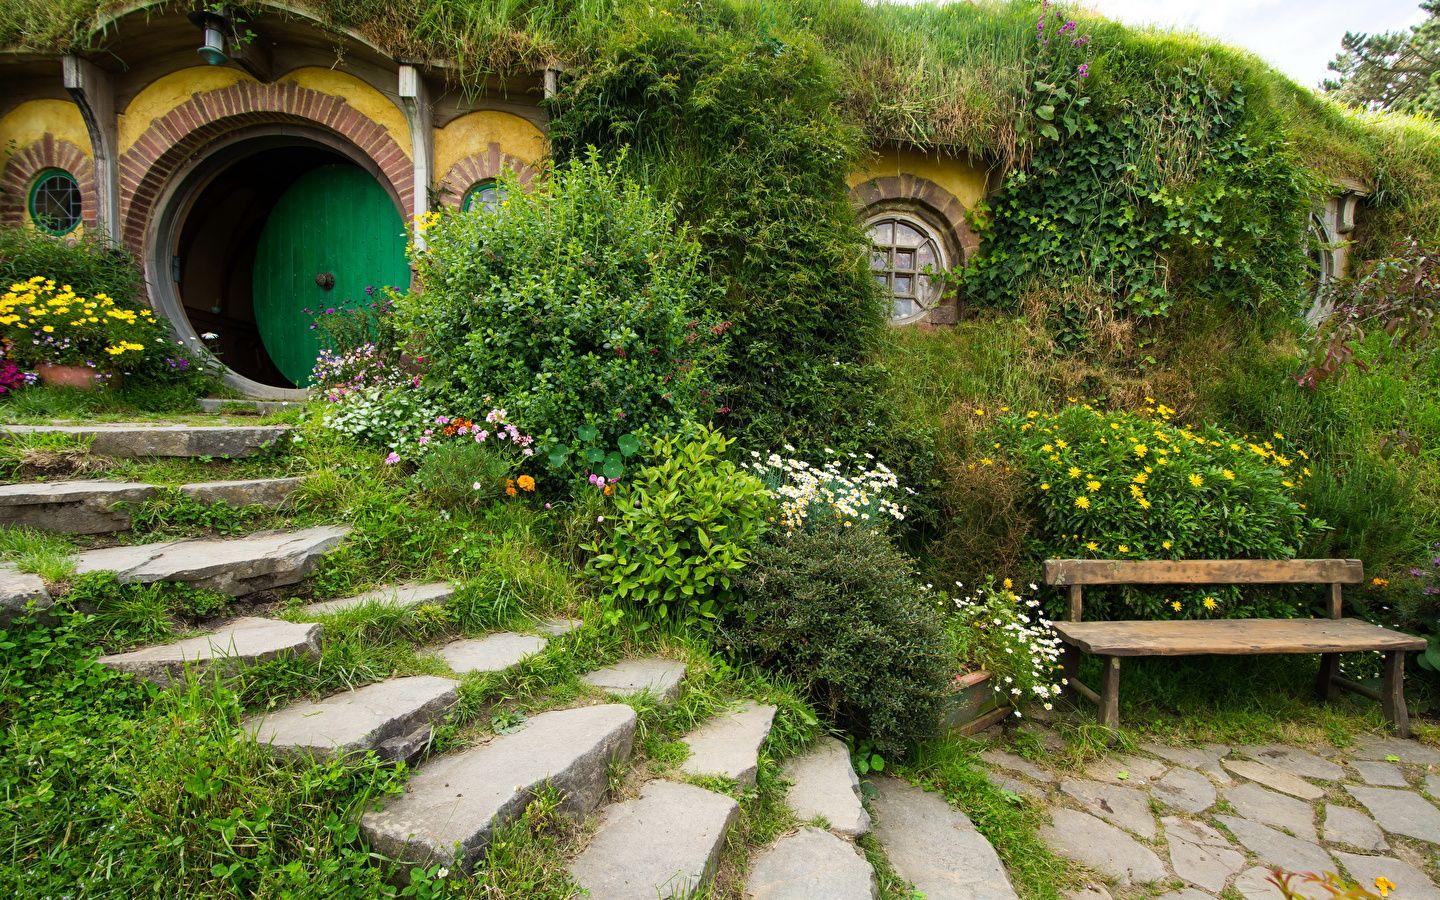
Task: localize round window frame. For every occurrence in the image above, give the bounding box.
[27,168,83,236]
[461,178,504,213]
[864,210,950,326]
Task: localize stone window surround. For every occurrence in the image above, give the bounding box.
[438,143,540,209]
[0,136,97,232]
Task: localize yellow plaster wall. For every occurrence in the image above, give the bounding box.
[119,67,251,151]
[280,68,410,158]
[434,110,547,178]
[0,100,93,159]
[848,147,989,209]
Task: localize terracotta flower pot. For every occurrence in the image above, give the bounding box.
[36,363,114,390]
[942,669,1014,734]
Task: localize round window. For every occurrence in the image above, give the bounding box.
[461,179,507,213]
[866,214,947,325]
[28,169,82,235]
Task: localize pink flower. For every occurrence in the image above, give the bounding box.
[384,451,401,465]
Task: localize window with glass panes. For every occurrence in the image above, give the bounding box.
[28,169,82,235]
[866,215,945,324]
[461,179,507,213]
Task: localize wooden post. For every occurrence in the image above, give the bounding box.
[1061,645,1081,698]
[1068,584,1084,622]
[1316,654,1340,701]
[1328,582,1343,619]
[62,56,118,243]
[1382,650,1411,738]
[398,64,434,245]
[1099,656,1121,729]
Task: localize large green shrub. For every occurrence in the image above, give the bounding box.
[587,426,771,623]
[404,153,720,470]
[989,401,1322,619]
[725,520,950,757]
[0,226,141,306]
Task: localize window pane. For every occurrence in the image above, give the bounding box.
[870,248,889,270]
[873,273,889,290]
[868,222,893,245]
[893,274,913,297]
[30,170,81,235]
[865,215,946,324]
[893,223,924,248]
[893,249,915,271]
[917,244,937,269]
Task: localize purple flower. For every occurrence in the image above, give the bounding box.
[1072,34,1090,47]
[1060,20,1076,33]
[1076,63,1090,79]
[384,451,401,465]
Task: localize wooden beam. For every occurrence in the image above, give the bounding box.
[398,65,434,245]
[1099,656,1121,728]
[1068,583,1083,622]
[1044,558,1363,586]
[1382,650,1411,738]
[62,55,118,244]
[1071,680,1100,707]
[1328,582,1344,619]
[1333,675,1382,702]
[1316,653,1340,701]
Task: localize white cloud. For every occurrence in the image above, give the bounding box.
[1080,0,1428,87]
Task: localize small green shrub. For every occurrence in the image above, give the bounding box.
[989,400,1323,619]
[413,438,530,509]
[725,521,950,757]
[404,152,722,473]
[587,426,770,623]
[0,226,141,306]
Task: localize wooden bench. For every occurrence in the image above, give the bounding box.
[1044,559,1427,736]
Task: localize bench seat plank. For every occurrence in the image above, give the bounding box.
[1052,617,1426,657]
[1045,558,1363,586]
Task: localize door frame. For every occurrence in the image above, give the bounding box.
[146,125,409,399]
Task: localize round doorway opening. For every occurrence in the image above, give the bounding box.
[166,139,409,392]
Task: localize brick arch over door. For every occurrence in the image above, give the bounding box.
[1,137,97,230]
[438,143,541,209]
[849,174,979,265]
[118,80,413,254]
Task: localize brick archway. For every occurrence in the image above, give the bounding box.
[438,143,541,208]
[1,137,97,230]
[118,80,413,254]
[849,175,979,265]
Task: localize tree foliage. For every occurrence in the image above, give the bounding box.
[1326,0,1440,115]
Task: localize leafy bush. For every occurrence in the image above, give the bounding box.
[725,520,950,757]
[989,401,1322,619]
[587,427,770,623]
[0,226,140,306]
[404,153,721,474]
[0,276,169,370]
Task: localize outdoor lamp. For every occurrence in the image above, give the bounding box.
[188,11,229,65]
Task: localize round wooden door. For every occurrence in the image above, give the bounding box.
[251,164,410,386]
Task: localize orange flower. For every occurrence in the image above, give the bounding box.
[604,483,615,497]
[517,474,536,492]
[505,479,518,497]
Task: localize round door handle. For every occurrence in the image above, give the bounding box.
[315,272,335,290]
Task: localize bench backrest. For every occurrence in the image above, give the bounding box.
[1042,558,1363,622]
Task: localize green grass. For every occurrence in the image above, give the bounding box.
[0,525,75,581]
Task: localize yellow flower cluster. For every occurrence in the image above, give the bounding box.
[1,277,160,364]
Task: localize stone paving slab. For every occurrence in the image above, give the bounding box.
[980,749,1056,783]
[1154,767,1216,814]
[680,700,777,787]
[0,565,51,626]
[1322,803,1386,852]
[746,827,877,900]
[782,735,870,837]
[1352,735,1440,766]
[4,423,290,458]
[361,703,636,872]
[1162,816,1244,892]
[1223,782,1319,842]
[569,779,737,900]
[0,479,155,533]
[74,525,349,596]
[1141,743,1233,784]
[1239,745,1345,782]
[582,658,687,703]
[1222,758,1325,801]
[1216,815,1334,875]
[1350,760,1407,787]
[179,477,304,508]
[1346,784,1440,844]
[1040,807,1165,886]
[1060,778,1156,839]
[1084,754,1168,786]
[436,633,547,674]
[1332,851,1440,899]
[536,617,582,636]
[298,581,454,616]
[97,616,321,685]
[243,675,458,762]
[198,398,300,415]
[872,776,1018,899]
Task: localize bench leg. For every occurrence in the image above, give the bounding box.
[1316,653,1340,702]
[1382,650,1411,738]
[1061,644,1082,699]
[1099,656,1121,729]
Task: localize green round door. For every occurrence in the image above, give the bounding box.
[251,164,410,386]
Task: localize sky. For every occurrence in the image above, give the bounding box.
[1082,0,1428,88]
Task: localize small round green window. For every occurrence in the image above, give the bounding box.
[461,179,507,213]
[28,169,82,235]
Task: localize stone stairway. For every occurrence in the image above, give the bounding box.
[0,477,305,533]
[3,422,290,457]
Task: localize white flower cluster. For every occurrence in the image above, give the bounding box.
[747,446,908,533]
[943,579,1066,713]
[321,384,440,456]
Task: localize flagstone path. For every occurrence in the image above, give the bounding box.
[981,724,1440,899]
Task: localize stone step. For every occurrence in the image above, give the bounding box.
[360,703,637,873]
[3,423,289,458]
[0,477,305,534]
[97,616,321,685]
[198,398,301,416]
[568,779,739,900]
[297,581,454,616]
[870,776,1017,899]
[178,477,305,508]
[680,699,777,787]
[746,827,878,900]
[0,565,52,626]
[582,657,687,703]
[243,675,458,762]
[0,479,154,534]
[536,617,583,636]
[73,525,348,596]
[435,632,547,674]
[783,735,871,837]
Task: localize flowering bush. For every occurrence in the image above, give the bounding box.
[987,400,1323,619]
[403,154,722,479]
[321,384,441,459]
[413,425,538,510]
[746,448,909,533]
[311,343,413,402]
[0,360,36,394]
[0,277,169,371]
[943,578,1064,715]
